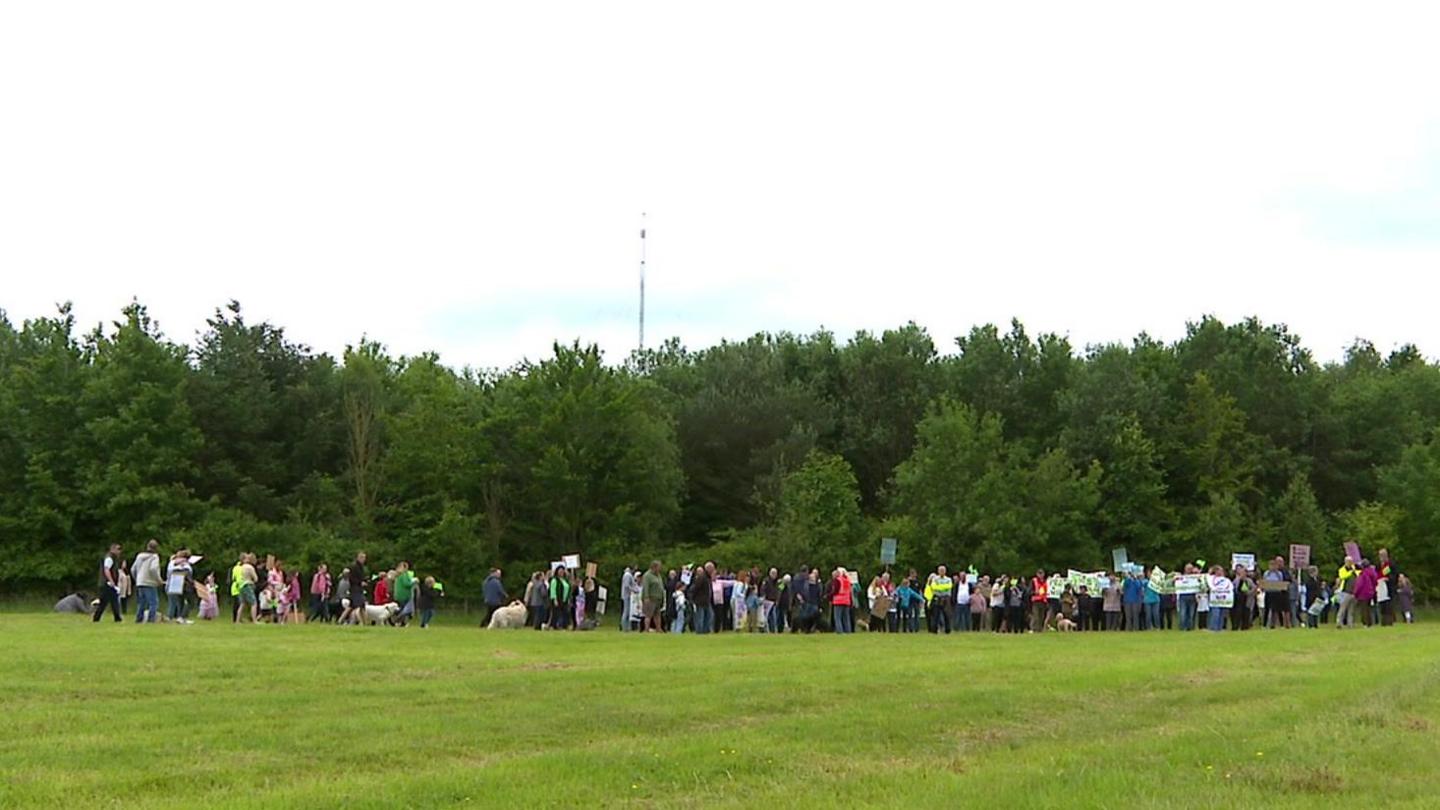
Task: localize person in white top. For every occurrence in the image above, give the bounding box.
[132,539,164,624]
[165,549,194,623]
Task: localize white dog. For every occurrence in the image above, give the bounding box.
[487,601,528,629]
[362,602,400,626]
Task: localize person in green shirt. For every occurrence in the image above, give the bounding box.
[393,561,418,625]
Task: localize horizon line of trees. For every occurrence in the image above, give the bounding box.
[3,300,1439,598]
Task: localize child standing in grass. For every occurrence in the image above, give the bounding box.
[1398,574,1414,624]
[671,584,687,634]
[197,573,219,620]
[417,576,440,628]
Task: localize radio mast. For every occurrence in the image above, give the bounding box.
[638,212,647,354]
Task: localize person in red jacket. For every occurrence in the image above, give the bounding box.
[1029,570,1049,633]
[831,568,854,634]
[374,571,392,606]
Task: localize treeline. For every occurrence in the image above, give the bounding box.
[4,301,1440,597]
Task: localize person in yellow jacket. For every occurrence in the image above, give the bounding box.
[1335,557,1360,628]
[930,565,954,634]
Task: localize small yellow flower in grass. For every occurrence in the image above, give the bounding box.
[1256,751,1264,758]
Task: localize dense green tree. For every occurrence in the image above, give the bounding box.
[772,451,868,572]
[77,303,203,546]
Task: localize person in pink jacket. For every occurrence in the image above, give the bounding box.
[1353,561,1380,628]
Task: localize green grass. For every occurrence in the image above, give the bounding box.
[4,614,1440,809]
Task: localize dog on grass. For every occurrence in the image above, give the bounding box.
[362,602,400,626]
[1055,617,1077,633]
[486,601,528,629]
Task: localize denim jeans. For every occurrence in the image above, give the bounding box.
[956,604,971,631]
[1208,606,1228,631]
[1123,602,1140,631]
[167,592,187,621]
[1178,595,1197,630]
[136,586,160,623]
[693,603,714,634]
[901,604,919,632]
[671,611,686,633]
[832,604,853,633]
[1144,601,1160,630]
[420,608,435,628]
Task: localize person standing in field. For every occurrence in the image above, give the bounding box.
[1354,560,1380,627]
[970,575,988,632]
[619,567,635,633]
[1397,574,1415,624]
[481,568,507,628]
[1263,557,1292,629]
[1334,557,1359,629]
[348,552,368,618]
[1177,563,1199,631]
[762,568,781,633]
[1231,566,1253,631]
[197,573,219,620]
[165,548,194,623]
[1121,570,1144,631]
[1005,576,1026,634]
[1142,568,1161,630]
[1377,549,1397,626]
[688,564,713,634]
[1101,577,1121,631]
[641,561,664,632]
[549,567,572,630]
[392,562,417,626]
[416,576,440,628]
[1207,566,1230,632]
[868,572,893,633]
[1029,570,1048,633]
[132,539,163,624]
[526,571,549,629]
[92,543,124,623]
[237,553,260,623]
[309,564,331,623]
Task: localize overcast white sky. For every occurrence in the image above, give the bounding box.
[3,2,1439,368]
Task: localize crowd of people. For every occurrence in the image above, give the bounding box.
[72,540,1416,635]
[83,543,446,628]
[586,552,1415,634]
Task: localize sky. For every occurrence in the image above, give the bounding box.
[3,2,1439,369]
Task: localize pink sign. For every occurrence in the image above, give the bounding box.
[1344,541,1362,565]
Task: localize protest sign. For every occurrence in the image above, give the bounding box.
[846,570,860,585]
[1147,566,1167,592]
[1344,541,1362,565]
[966,573,978,585]
[680,569,692,585]
[562,553,580,570]
[1208,575,1235,608]
[1111,547,1129,572]
[596,586,608,615]
[1231,553,1256,572]
[1260,579,1290,593]
[879,537,897,565]
[550,560,565,573]
[1047,574,1066,596]
[1095,575,1112,592]
[585,561,598,578]
[1288,544,1310,570]
[1174,575,1202,595]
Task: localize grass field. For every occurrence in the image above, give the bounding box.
[5,614,1440,809]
